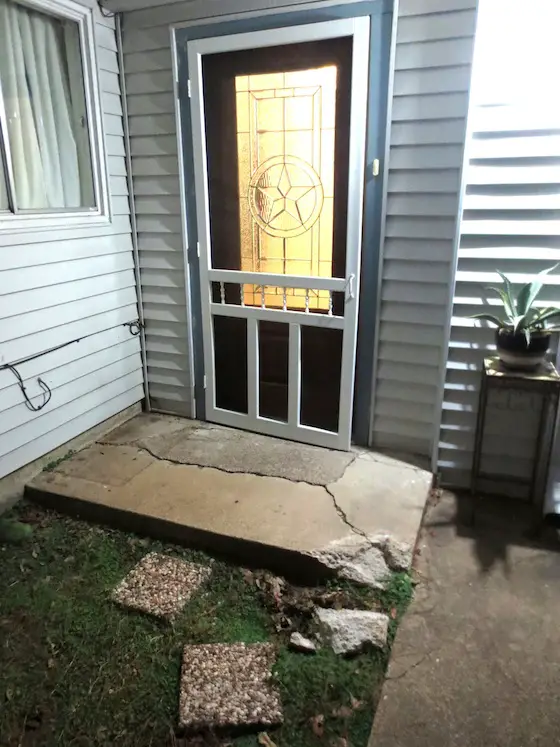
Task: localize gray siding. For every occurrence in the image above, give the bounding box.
[370,0,477,460]
[121,0,478,452]
[122,20,189,416]
[0,7,143,479]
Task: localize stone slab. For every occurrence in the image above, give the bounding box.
[369,491,560,747]
[103,414,354,485]
[179,643,282,730]
[26,414,431,580]
[112,552,212,620]
[31,459,347,552]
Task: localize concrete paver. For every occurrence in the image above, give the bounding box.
[26,414,431,580]
[369,491,560,747]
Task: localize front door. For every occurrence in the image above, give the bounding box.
[187,19,369,450]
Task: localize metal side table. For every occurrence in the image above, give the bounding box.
[471,356,560,523]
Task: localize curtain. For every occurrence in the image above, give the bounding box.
[0,0,85,209]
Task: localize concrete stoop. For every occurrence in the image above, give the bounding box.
[25,414,432,583]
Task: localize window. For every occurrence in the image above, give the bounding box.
[0,0,108,228]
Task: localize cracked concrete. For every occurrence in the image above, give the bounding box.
[26,413,431,581]
[100,414,355,485]
[369,491,560,747]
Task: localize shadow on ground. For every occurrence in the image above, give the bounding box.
[369,490,560,747]
[430,490,560,576]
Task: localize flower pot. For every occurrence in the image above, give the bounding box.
[495,328,550,370]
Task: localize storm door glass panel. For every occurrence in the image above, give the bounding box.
[203,38,351,301]
[236,67,336,310]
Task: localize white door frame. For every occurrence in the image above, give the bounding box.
[187,18,369,450]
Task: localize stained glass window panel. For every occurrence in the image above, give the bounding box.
[235,65,337,310]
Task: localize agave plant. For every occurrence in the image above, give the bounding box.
[473,264,560,345]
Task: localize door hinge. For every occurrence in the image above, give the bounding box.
[196,241,200,258]
[203,375,207,389]
[372,158,380,177]
[187,79,192,98]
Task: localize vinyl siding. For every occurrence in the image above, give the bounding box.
[438,0,560,492]
[120,0,477,451]
[0,6,144,479]
[370,0,477,459]
[120,19,188,415]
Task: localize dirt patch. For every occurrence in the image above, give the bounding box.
[245,571,384,639]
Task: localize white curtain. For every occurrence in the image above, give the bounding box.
[0,0,85,209]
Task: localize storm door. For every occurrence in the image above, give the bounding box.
[187,19,369,449]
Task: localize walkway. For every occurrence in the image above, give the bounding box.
[370,491,560,747]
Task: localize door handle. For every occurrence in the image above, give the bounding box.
[345,273,355,302]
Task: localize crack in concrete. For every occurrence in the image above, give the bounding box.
[97,438,344,489]
[385,649,437,681]
[324,484,373,544]
[97,438,371,537]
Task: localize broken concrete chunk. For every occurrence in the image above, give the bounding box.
[337,545,391,588]
[179,643,283,729]
[289,632,317,653]
[306,532,414,588]
[382,536,413,572]
[315,608,389,655]
[307,535,391,589]
[112,552,212,620]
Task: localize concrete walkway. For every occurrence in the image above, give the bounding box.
[26,414,431,581]
[370,491,560,747]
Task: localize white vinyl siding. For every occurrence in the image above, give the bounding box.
[0,5,144,479]
[370,0,477,460]
[438,0,560,491]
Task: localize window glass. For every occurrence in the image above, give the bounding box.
[0,0,95,210]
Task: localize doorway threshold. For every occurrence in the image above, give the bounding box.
[25,414,432,585]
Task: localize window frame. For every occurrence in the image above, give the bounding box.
[0,0,111,231]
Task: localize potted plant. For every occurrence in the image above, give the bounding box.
[472,264,560,369]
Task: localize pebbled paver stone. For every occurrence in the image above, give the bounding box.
[179,643,283,730]
[112,552,211,620]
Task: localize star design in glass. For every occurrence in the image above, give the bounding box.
[256,164,315,228]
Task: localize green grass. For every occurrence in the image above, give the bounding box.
[0,502,413,747]
[42,450,75,473]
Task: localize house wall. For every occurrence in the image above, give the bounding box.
[370,0,477,460]
[120,0,478,456]
[438,0,560,491]
[0,3,144,479]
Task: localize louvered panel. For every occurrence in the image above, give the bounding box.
[439,28,560,492]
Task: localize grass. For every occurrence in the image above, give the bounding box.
[0,502,413,747]
[41,450,75,473]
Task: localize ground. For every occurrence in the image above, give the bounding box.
[0,501,412,747]
[369,491,560,747]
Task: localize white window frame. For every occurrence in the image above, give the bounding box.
[0,0,110,232]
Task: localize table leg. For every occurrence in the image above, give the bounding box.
[471,371,489,524]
